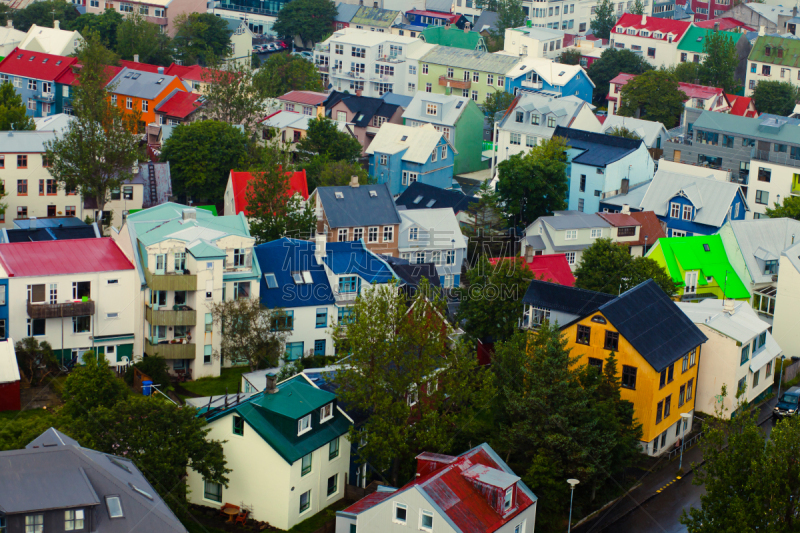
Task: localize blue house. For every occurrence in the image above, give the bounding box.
[639,169,748,237]
[366,123,457,196]
[0,48,77,118]
[554,126,655,214]
[505,58,595,104]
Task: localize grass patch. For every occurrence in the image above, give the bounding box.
[180,366,252,397]
[0,409,51,421]
[288,499,350,533]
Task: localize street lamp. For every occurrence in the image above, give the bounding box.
[679,412,692,471]
[776,354,787,406]
[567,479,579,533]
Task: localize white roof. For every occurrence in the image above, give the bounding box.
[365,123,454,164]
[399,208,467,250]
[34,113,75,133]
[656,159,730,181]
[19,24,82,55]
[263,110,350,133]
[745,3,794,24]
[726,218,800,284]
[407,42,436,60]
[402,91,470,127]
[507,57,595,88]
[0,26,25,47]
[0,338,19,384]
[600,115,668,147]
[327,27,420,47]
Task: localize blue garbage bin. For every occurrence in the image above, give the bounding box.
[142,380,153,396]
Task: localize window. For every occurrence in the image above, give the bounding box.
[622,365,637,389]
[203,345,212,364]
[394,503,408,524]
[383,226,394,242]
[682,205,692,220]
[510,133,521,145]
[741,344,750,365]
[767,360,773,377]
[368,227,378,242]
[408,83,415,92]
[126,97,132,109]
[604,331,619,351]
[338,228,349,242]
[547,116,556,128]
[407,387,418,406]
[142,100,148,112]
[516,111,524,123]
[487,74,494,85]
[664,394,671,418]
[655,400,663,424]
[17,206,27,219]
[565,229,577,240]
[591,228,602,238]
[64,509,85,531]
[576,325,590,345]
[578,199,584,212]
[526,135,536,147]
[687,378,693,400]
[426,83,432,92]
[106,496,124,517]
[565,252,576,265]
[441,145,447,160]
[647,47,656,58]
[690,348,696,367]
[73,316,91,333]
[17,155,28,169]
[670,202,680,218]
[738,376,746,394]
[679,384,686,407]
[26,514,44,532]
[351,46,365,57]
[233,415,244,436]
[300,490,311,513]
[758,167,771,182]
[320,402,333,423]
[531,114,540,125]
[617,226,636,237]
[588,357,603,372]
[327,474,338,496]
[753,369,760,388]
[27,79,37,91]
[762,65,771,76]
[579,174,586,192]
[420,511,434,530]
[756,190,769,205]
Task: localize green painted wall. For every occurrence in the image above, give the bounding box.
[453,99,489,175]
[418,62,506,105]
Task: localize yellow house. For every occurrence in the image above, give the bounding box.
[561,280,707,456]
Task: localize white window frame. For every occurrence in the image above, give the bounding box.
[298,414,312,435]
[591,228,602,238]
[383,226,394,243]
[393,502,408,524]
[409,227,419,241]
[420,510,434,531]
[682,205,692,220]
[565,252,576,264]
[368,227,379,243]
[320,402,334,423]
[670,202,681,218]
[338,228,349,242]
[565,229,577,240]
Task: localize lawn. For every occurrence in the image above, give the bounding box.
[180,366,252,398]
[288,499,350,533]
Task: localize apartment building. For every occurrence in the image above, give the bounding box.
[609,14,691,69]
[501,25,567,59]
[521,0,599,34]
[745,35,800,97]
[80,0,203,34]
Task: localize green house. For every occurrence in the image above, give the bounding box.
[646,234,750,302]
[676,26,742,64]
[421,26,486,51]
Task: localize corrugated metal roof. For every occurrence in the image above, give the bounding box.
[0,238,133,277]
[542,213,610,230]
[600,115,668,147]
[395,181,478,214]
[316,182,401,228]
[0,130,58,153]
[678,26,739,53]
[399,208,467,250]
[255,238,334,309]
[402,91,472,127]
[676,299,770,344]
[421,26,484,50]
[366,123,451,163]
[108,67,180,100]
[523,279,614,314]
[726,218,800,285]
[323,241,396,283]
[420,45,521,74]
[0,47,76,81]
[556,126,642,168]
[692,110,800,143]
[351,6,400,27]
[507,58,592,88]
[335,3,360,23]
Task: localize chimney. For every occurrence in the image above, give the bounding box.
[314,233,327,265]
[356,89,362,97]
[464,22,470,32]
[264,373,278,393]
[54,20,60,30]
[759,25,766,36]
[723,299,735,314]
[349,175,360,188]
[134,54,139,63]
[158,66,165,74]
[6,20,12,28]
[621,204,630,215]
[641,15,647,25]
[714,22,719,31]
[182,208,196,221]
[30,217,37,230]
[621,178,630,195]
[794,6,798,18]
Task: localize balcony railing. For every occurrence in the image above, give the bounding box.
[346,71,366,80]
[439,76,471,90]
[521,80,543,90]
[27,299,95,319]
[317,64,330,73]
[333,290,359,305]
[376,54,404,64]
[34,92,55,102]
[144,268,197,291]
[731,173,749,185]
[215,1,281,16]
[145,338,196,360]
[753,149,770,162]
[146,306,197,326]
[315,43,330,52]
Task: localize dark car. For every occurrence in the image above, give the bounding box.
[774,386,800,418]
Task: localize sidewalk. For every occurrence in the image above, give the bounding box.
[573,396,778,533]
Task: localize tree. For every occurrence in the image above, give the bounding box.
[296,117,363,164]
[618,70,686,129]
[272,0,337,46]
[456,255,531,342]
[586,48,653,106]
[253,52,325,98]
[160,120,254,201]
[670,61,705,84]
[123,355,170,389]
[116,12,173,66]
[483,90,515,130]
[558,48,582,65]
[606,125,641,139]
[766,195,800,219]
[701,30,740,94]
[15,337,58,386]
[311,159,370,191]
[590,0,616,40]
[628,0,645,15]
[202,58,267,133]
[493,0,526,37]
[0,82,35,131]
[573,238,678,296]
[70,9,124,51]
[496,136,569,227]
[172,13,231,66]
[752,80,800,116]
[0,3,10,27]
[60,351,128,418]
[332,279,495,486]
[11,0,79,32]
[72,396,230,512]
[461,181,505,260]
[45,34,141,217]
[208,298,289,371]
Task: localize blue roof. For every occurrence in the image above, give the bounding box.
[324,241,395,284]
[14,217,86,229]
[382,92,413,108]
[254,238,334,308]
[554,126,643,168]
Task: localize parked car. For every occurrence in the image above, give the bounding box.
[252,45,263,53]
[265,43,278,52]
[774,386,800,418]
[276,41,288,49]
[291,51,313,61]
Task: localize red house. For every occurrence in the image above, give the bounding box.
[0,339,21,412]
[489,255,576,286]
[223,169,310,217]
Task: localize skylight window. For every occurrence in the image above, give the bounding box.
[426,199,436,207]
[357,113,364,121]
[703,244,710,252]
[129,482,154,501]
[519,65,526,70]
[56,60,62,65]
[456,101,463,109]
[401,135,408,141]
[559,71,565,76]
[124,72,132,78]
[156,78,164,84]
[109,456,131,473]
[369,190,378,197]
[335,192,344,199]
[29,56,35,61]
[106,496,124,518]
[302,271,313,284]
[413,195,424,204]
[265,273,278,288]
[292,272,304,284]
[131,73,140,79]
[42,58,48,63]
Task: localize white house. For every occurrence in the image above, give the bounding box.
[18,21,84,56]
[600,115,670,149]
[187,374,352,530]
[0,238,138,369]
[398,208,467,288]
[610,14,691,69]
[521,0,599,34]
[773,240,800,360]
[500,26,566,59]
[0,22,26,58]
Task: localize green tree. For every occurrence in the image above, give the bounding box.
[314,159,370,190]
[0,82,35,131]
[70,9,124,51]
[0,411,59,451]
[202,57,266,133]
[765,195,800,219]
[558,48,582,65]
[253,52,325,97]
[606,125,641,139]
[586,48,653,106]
[461,181,505,259]
[160,120,254,201]
[332,279,495,486]
[272,0,337,46]
[456,255,531,342]
[701,30,740,94]
[116,12,173,66]
[670,61,705,84]
[483,89,515,129]
[60,351,128,418]
[15,337,58,386]
[752,80,800,116]
[590,0,616,39]
[172,13,231,66]
[0,3,10,26]
[123,355,170,389]
[11,0,79,32]
[296,116,362,164]
[496,136,569,227]
[628,0,645,15]
[45,35,141,219]
[493,0,526,37]
[618,70,686,129]
[71,396,230,512]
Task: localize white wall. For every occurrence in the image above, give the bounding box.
[282,305,337,357]
[744,160,797,219]
[773,253,800,359]
[609,31,680,69]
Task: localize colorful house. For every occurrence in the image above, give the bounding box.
[0,48,77,117]
[398,208,467,288]
[223,169,309,217]
[421,25,486,50]
[559,280,707,456]
[405,9,468,29]
[646,234,751,302]
[107,67,189,130]
[504,58,595,104]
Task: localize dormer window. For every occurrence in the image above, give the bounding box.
[426,103,438,115]
[654,32,662,39]
[640,31,649,37]
[627,28,636,35]
[298,414,312,435]
[766,45,771,56]
[504,486,514,510]
[617,26,625,33]
[320,402,333,422]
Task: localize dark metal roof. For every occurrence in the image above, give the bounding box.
[554,126,643,168]
[395,181,478,214]
[317,183,401,228]
[523,279,615,315]
[324,91,400,128]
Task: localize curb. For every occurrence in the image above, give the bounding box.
[571,482,643,530]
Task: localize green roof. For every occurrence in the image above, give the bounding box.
[748,35,800,66]
[196,205,218,216]
[656,234,750,299]
[128,203,249,247]
[188,240,226,259]
[677,26,739,53]
[350,6,399,28]
[421,26,485,50]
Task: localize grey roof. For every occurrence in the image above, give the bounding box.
[692,110,800,144]
[600,115,668,147]
[543,213,610,230]
[382,92,413,108]
[14,217,85,229]
[498,93,589,135]
[639,170,746,228]
[402,91,472,127]
[600,180,651,208]
[316,183,402,228]
[726,218,800,285]
[473,11,499,34]
[525,235,546,250]
[0,130,58,152]
[554,126,643,168]
[425,0,452,12]
[743,3,794,24]
[335,2,360,23]
[0,430,186,532]
[109,67,181,99]
[420,46,520,74]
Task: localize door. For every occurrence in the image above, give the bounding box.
[155,254,166,274]
[47,205,56,217]
[684,271,698,294]
[673,150,681,162]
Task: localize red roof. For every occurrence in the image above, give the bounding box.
[406,9,461,22]
[610,73,722,102]
[614,13,691,41]
[230,170,310,216]
[726,94,758,118]
[343,445,535,531]
[54,64,123,87]
[119,60,162,73]
[165,63,217,82]
[0,48,77,81]
[156,90,202,119]
[0,238,134,277]
[597,115,606,125]
[609,73,636,86]
[695,17,755,32]
[627,211,666,247]
[598,212,642,227]
[278,91,328,106]
[489,256,575,286]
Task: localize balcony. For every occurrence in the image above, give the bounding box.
[438,76,471,90]
[346,70,366,80]
[521,80,543,90]
[145,338,196,360]
[731,173,749,185]
[315,43,330,52]
[34,92,55,102]
[144,268,197,291]
[317,64,329,73]
[753,149,770,162]
[333,290,359,305]
[376,54,404,64]
[215,1,281,16]
[146,306,197,326]
[27,299,95,319]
